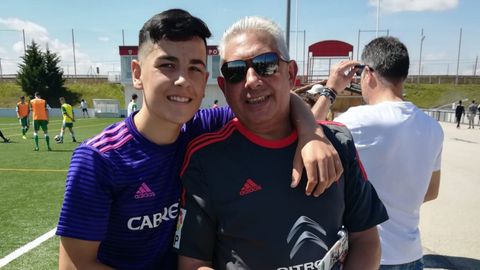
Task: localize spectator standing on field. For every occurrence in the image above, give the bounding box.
[467,100,477,129]
[127,93,138,116]
[211,99,219,108]
[455,100,465,128]
[477,103,480,126]
[80,99,89,118]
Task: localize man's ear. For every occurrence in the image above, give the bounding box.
[217,76,226,94]
[131,60,143,90]
[288,60,298,88]
[365,67,377,88]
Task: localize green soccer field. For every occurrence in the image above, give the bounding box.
[0,116,121,269]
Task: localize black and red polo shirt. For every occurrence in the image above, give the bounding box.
[174,118,388,270]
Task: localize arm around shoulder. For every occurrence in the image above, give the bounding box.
[342,227,380,270]
[424,170,441,202]
[59,237,114,270]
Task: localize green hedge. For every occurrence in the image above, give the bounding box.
[0,82,125,108]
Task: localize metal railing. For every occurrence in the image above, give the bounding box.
[423,109,478,124]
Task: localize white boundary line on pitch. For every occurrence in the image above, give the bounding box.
[0,227,56,268]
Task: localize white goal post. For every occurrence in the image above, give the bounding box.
[92,99,121,118]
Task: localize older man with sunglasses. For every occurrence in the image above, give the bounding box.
[174,16,388,270]
[314,36,444,270]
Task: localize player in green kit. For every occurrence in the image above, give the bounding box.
[16,96,30,139]
[57,97,77,143]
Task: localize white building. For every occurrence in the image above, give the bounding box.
[119,45,226,110]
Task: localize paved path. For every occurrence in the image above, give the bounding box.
[420,122,480,270]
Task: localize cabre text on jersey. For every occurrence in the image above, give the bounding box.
[127,203,179,230]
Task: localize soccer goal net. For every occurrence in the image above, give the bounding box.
[93,99,121,118]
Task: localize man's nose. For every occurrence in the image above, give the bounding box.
[244,67,262,89]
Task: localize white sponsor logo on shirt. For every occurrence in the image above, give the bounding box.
[276,259,323,270]
[127,203,179,230]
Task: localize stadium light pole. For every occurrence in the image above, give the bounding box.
[295,0,299,61]
[455,28,462,86]
[22,29,26,55]
[285,0,291,50]
[376,0,380,37]
[418,29,425,84]
[71,29,77,78]
[474,55,478,77]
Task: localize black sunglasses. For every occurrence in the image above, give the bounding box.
[221,52,287,84]
[354,64,374,76]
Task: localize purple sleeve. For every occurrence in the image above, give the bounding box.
[183,107,234,139]
[56,145,114,241]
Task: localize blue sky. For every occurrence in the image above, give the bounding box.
[0,0,478,76]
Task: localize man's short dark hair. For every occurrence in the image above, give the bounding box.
[361,36,410,85]
[132,94,138,100]
[138,9,211,56]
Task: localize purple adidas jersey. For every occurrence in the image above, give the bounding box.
[56,108,232,270]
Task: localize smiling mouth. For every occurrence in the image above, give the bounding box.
[246,95,269,104]
[168,96,192,103]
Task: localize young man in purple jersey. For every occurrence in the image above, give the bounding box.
[56,9,342,270]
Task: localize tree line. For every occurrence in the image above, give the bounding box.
[16,41,79,107]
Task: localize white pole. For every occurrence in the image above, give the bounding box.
[303,30,306,79]
[295,0,299,62]
[286,0,291,50]
[455,28,462,85]
[72,28,77,77]
[357,30,361,61]
[418,29,425,84]
[473,55,478,77]
[376,0,380,37]
[22,29,26,56]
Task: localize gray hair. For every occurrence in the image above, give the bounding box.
[218,16,290,63]
[361,36,409,86]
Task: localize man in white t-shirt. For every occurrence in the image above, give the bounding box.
[127,94,138,116]
[80,99,89,118]
[313,36,444,270]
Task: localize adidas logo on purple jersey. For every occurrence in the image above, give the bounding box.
[134,182,156,199]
